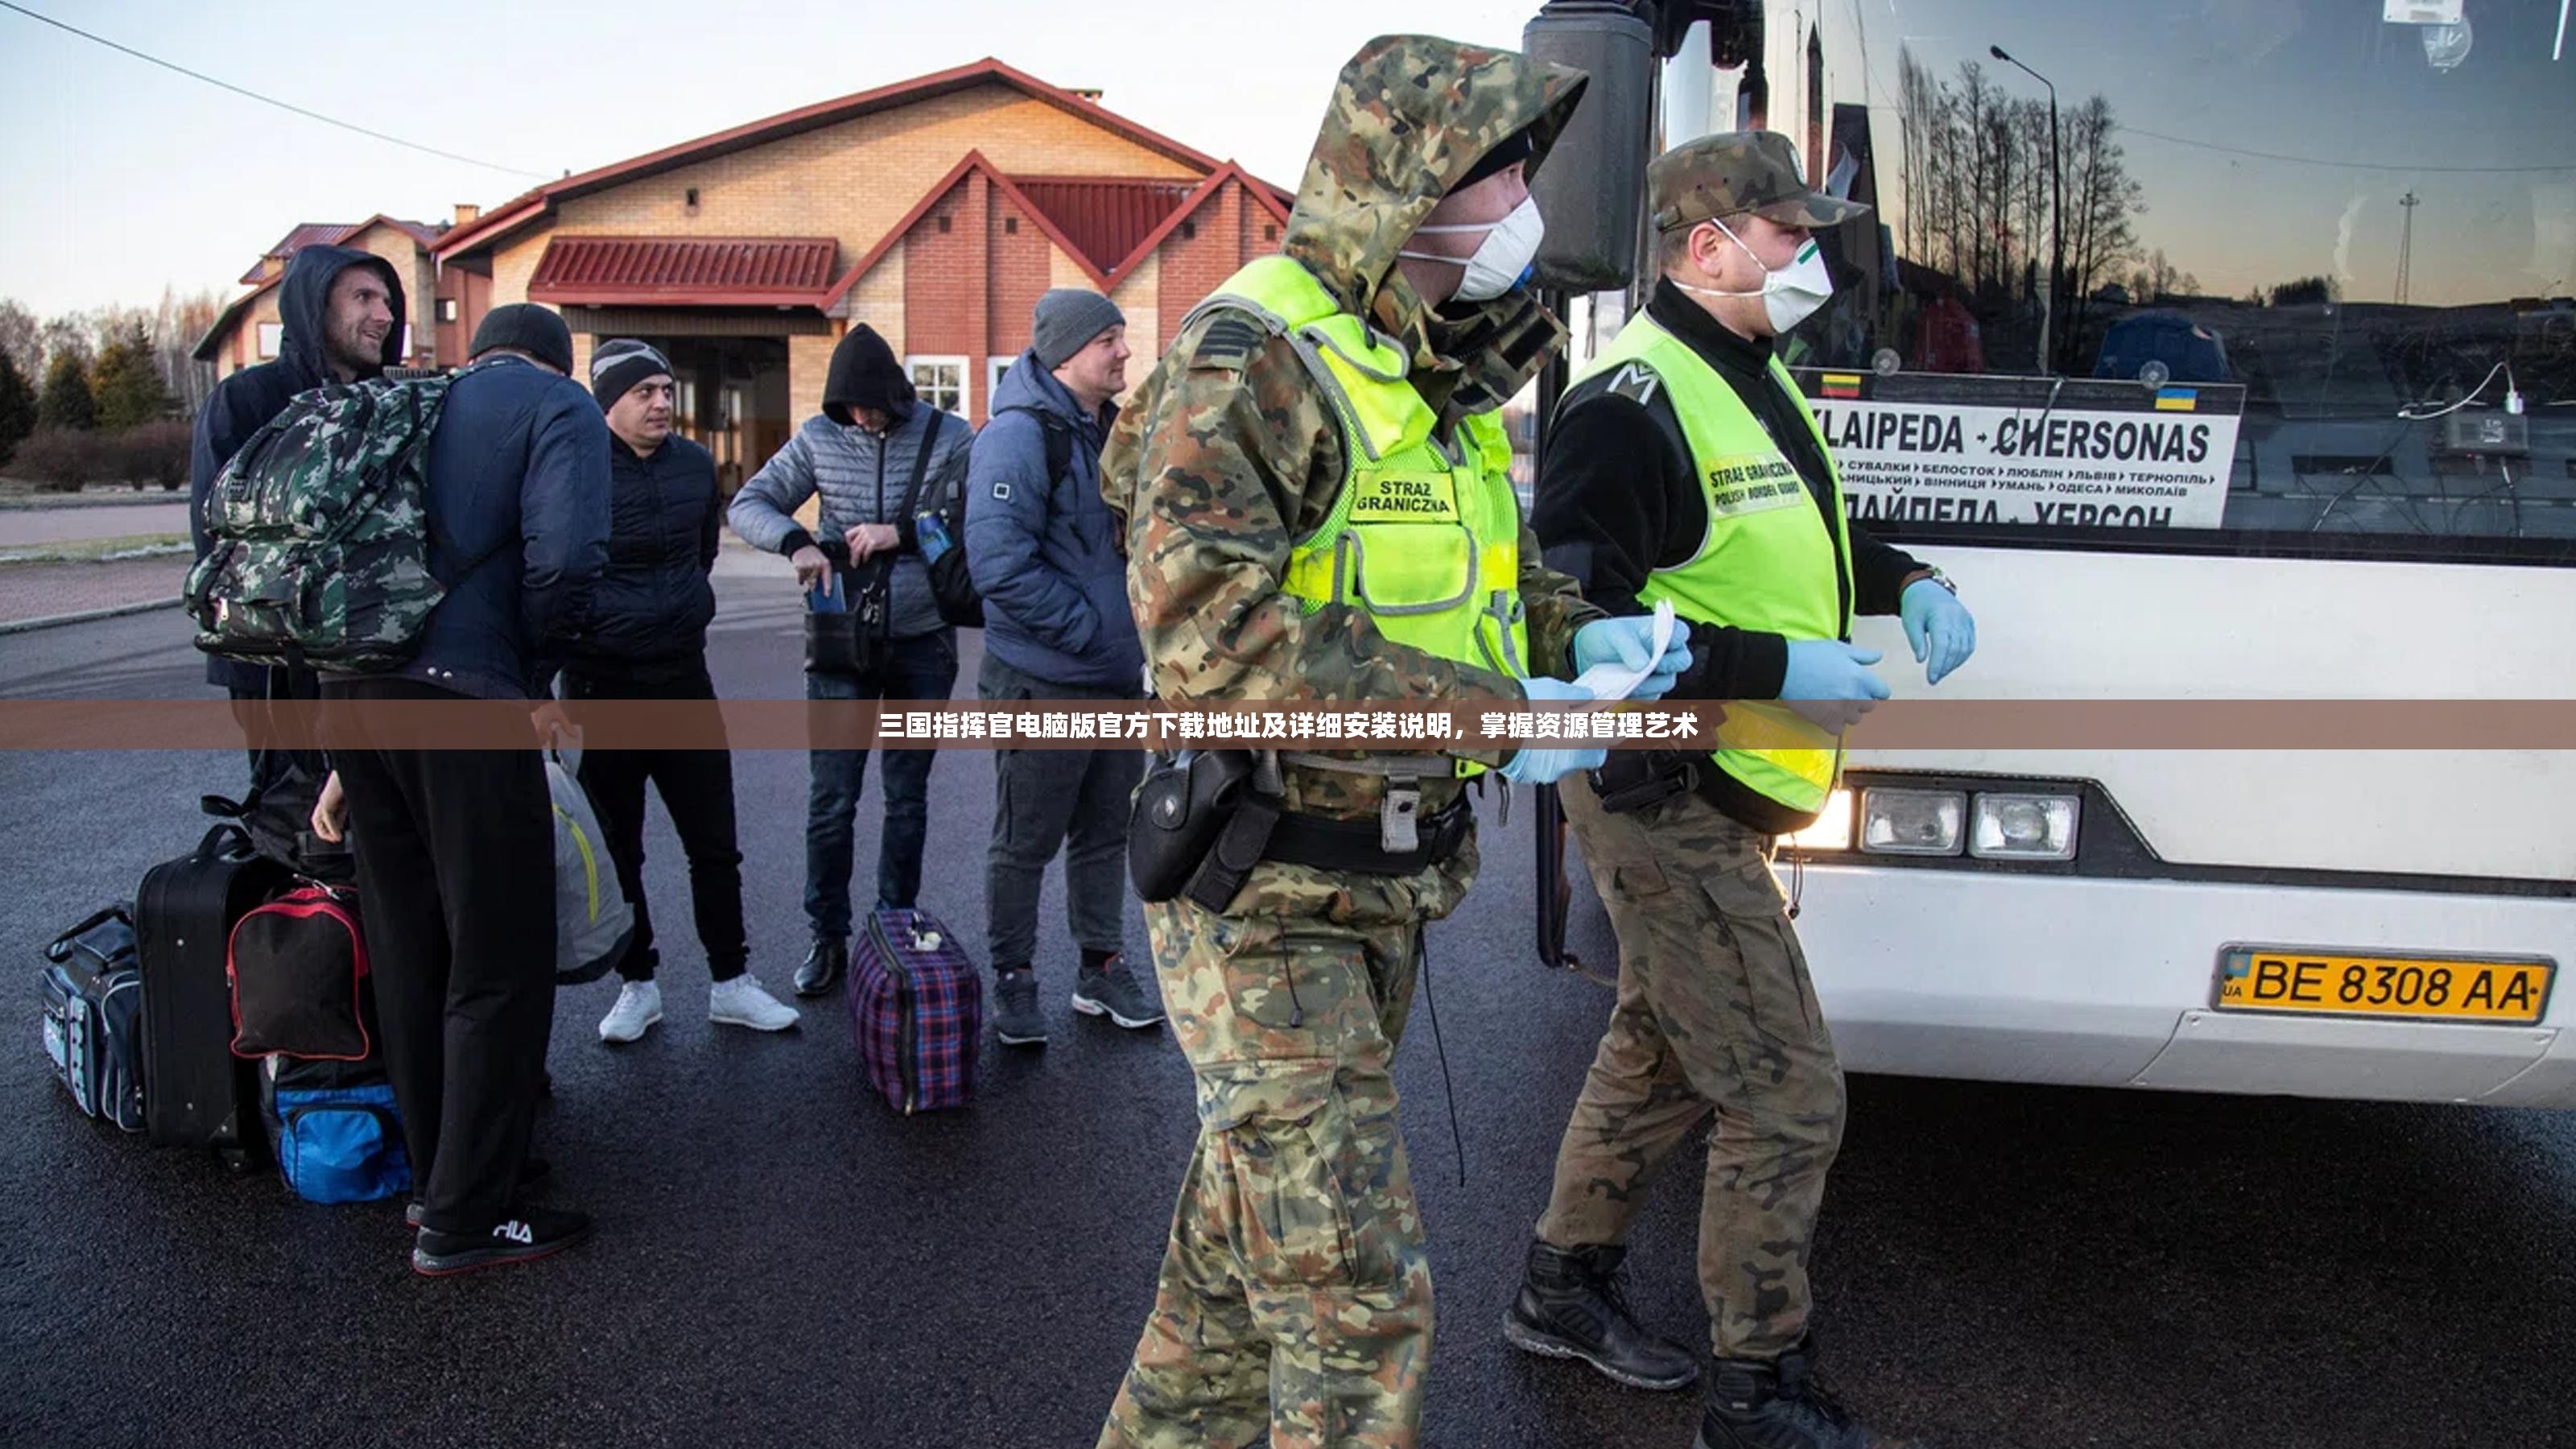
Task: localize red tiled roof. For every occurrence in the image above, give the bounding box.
[526,236,840,305]
[1012,178,1199,276]
[437,58,1282,262]
[239,222,351,284]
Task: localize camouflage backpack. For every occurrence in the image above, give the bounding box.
[186,364,487,672]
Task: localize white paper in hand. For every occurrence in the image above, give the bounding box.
[1567,600,1679,703]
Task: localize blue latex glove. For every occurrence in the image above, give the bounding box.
[1899,579,1976,686]
[1573,615,1695,701]
[1780,641,1890,700]
[1503,675,1608,785]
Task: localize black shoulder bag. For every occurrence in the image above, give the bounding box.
[803,415,947,675]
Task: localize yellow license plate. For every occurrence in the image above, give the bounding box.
[2215,947,2555,1025]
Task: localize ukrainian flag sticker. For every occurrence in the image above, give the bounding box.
[2154,387,2198,411]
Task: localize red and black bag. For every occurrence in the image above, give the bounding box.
[226,883,370,1061]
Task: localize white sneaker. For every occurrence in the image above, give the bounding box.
[709,976,800,1032]
[598,980,663,1043]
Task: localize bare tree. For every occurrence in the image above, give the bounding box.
[2059,94,2143,368]
[0,298,38,378]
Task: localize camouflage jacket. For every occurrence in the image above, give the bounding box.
[1103,35,1601,813]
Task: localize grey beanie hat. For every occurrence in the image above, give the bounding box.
[589,338,673,408]
[1030,288,1126,371]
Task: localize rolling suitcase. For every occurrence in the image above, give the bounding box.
[851,906,982,1114]
[135,823,287,1168]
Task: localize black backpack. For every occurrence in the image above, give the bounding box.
[900,410,985,630]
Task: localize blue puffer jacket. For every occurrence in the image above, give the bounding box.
[963,353,1143,691]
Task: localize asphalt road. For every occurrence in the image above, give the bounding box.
[5,573,2574,1449]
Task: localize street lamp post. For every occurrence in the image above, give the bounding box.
[1992,44,2062,375]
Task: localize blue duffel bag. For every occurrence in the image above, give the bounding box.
[262,1057,411,1204]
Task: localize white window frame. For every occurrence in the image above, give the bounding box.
[987,354,1014,402]
[256,322,283,359]
[907,354,968,417]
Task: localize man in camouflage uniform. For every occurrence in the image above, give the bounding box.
[1511,134,1976,1447]
[1096,34,1688,1448]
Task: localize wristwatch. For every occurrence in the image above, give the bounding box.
[1907,566,1959,597]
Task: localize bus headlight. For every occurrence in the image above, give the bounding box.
[1859,788,1965,855]
[1969,792,2081,861]
[1786,789,1855,851]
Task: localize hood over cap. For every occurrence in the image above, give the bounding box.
[1282,34,1587,361]
[276,243,404,390]
[822,324,915,426]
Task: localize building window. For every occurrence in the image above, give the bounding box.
[988,354,1013,399]
[937,215,952,233]
[436,298,459,324]
[909,355,968,415]
[399,325,413,359]
[1180,221,1197,241]
[1264,224,1278,242]
[256,322,283,359]
[1004,217,1018,235]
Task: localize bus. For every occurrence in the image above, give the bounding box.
[1576,0,2576,1107]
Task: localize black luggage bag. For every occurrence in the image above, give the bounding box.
[135,823,287,1167]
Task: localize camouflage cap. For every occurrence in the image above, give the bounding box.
[1649,131,1869,234]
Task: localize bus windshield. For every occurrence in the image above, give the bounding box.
[1691,0,2576,564]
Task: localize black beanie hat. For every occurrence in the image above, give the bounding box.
[822,324,915,425]
[468,303,575,374]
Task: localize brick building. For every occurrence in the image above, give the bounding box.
[431,58,1290,490]
[195,216,464,377]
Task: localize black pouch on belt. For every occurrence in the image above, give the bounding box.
[1589,749,1700,815]
[1129,749,1261,904]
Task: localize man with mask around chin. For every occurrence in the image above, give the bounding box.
[1513,132,1975,1449]
[1094,33,1689,1449]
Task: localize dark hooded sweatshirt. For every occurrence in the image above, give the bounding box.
[190,244,403,691]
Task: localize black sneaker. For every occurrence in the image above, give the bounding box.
[411,1205,593,1277]
[1504,1240,1699,1390]
[795,936,848,997]
[1071,955,1164,1030]
[1695,1339,1919,1449]
[406,1156,551,1228]
[993,968,1047,1046]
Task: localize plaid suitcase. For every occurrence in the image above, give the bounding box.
[850,906,980,1113]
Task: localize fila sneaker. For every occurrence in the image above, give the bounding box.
[411,1205,594,1277]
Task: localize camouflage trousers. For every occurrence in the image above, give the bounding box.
[1099,833,1479,1449]
[1535,774,1846,1360]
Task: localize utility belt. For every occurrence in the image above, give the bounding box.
[1587,748,1704,815]
[1128,749,1473,913]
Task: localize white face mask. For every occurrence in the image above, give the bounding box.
[1397,195,1546,303]
[1672,217,1834,332]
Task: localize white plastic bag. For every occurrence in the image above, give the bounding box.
[546,742,634,985]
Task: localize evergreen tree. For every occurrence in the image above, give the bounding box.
[90,322,171,431]
[35,349,96,432]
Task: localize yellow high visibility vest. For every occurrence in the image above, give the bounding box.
[1183,255,1533,703]
[1570,312,1853,816]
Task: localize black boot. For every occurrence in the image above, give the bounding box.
[795,936,847,997]
[1503,1240,1699,1391]
[1695,1339,1918,1449]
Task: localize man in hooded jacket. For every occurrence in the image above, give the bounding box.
[1095,35,1686,1447]
[728,324,974,996]
[190,244,403,800]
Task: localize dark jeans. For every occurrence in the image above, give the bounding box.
[562,661,747,984]
[977,654,1144,973]
[324,676,555,1236]
[807,630,958,940]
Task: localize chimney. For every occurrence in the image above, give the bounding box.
[453,202,481,226]
[1068,88,1104,102]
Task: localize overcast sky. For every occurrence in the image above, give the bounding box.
[1,0,2567,319]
